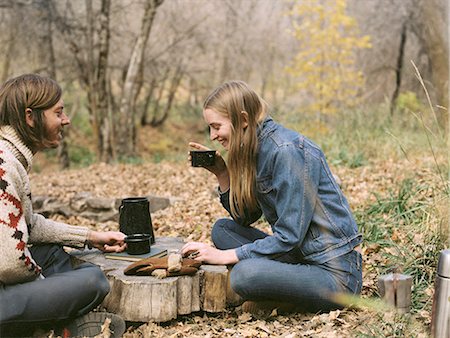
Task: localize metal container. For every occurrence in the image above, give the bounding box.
[431,249,450,338]
[119,197,155,244]
[125,234,152,255]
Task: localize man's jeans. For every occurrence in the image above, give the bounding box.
[212,218,362,312]
[0,244,110,334]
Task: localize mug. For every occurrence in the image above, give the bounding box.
[119,197,155,244]
[190,150,216,167]
[125,234,151,255]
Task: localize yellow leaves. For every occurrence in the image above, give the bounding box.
[286,0,371,116]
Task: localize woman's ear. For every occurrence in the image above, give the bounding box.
[25,108,34,127]
[240,111,249,129]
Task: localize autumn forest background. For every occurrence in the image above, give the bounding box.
[1,0,449,336]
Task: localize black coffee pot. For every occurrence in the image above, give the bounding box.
[119,197,155,244]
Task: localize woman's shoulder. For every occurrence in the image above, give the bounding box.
[266,124,327,160]
[262,120,305,148]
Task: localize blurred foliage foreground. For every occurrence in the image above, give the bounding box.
[32,95,449,336]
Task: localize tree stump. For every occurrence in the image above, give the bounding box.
[378,273,412,313]
[70,237,231,322]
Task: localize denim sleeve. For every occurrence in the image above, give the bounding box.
[219,189,262,226]
[235,144,320,260]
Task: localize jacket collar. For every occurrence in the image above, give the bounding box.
[257,116,276,140]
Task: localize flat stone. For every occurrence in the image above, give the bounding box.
[33,193,172,223]
[86,197,116,210]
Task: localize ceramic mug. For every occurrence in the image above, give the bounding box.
[190,150,216,167]
[125,233,152,255]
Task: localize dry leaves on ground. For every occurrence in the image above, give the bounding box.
[30,157,439,337]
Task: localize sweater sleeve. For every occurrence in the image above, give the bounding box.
[28,213,88,248]
[0,151,41,284]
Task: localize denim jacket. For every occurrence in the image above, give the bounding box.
[220,117,362,264]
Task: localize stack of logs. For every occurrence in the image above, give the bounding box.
[70,237,241,323]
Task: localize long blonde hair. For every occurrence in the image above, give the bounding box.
[203,80,268,219]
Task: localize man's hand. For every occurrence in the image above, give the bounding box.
[87,231,126,252]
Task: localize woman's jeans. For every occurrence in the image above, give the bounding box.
[0,244,110,334]
[212,218,362,312]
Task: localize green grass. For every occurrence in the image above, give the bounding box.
[68,144,96,167]
[276,96,446,169]
[357,176,446,304]
[353,172,448,336]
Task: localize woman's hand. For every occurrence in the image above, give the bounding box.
[188,142,227,176]
[189,142,229,191]
[87,231,126,253]
[181,242,238,265]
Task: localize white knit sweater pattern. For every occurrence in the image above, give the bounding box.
[0,126,89,285]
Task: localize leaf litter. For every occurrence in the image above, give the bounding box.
[29,156,444,337]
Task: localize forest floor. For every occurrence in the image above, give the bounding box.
[30,154,445,337]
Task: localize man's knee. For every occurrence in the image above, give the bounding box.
[77,264,110,298]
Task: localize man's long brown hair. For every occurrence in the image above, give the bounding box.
[203,80,268,219]
[0,74,62,151]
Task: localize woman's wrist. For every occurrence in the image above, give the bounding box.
[223,249,239,265]
[216,171,230,192]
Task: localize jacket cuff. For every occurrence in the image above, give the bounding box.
[235,245,250,260]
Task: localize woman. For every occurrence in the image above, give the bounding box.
[182,80,362,313]
[0,74,126,337]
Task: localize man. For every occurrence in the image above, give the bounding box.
[0,74,126,337]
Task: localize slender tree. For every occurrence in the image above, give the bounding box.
[286,0,371,118]
[49,0,115,162]
[116,0,164,158]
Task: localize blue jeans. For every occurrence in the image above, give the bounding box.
[212,218,362,312]
[0,244,110,335]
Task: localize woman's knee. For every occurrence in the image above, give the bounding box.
[211,218,234,247]
[229,260,261,296]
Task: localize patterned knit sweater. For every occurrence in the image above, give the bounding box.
[0,126,89,285]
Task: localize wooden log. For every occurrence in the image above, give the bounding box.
[70,237,229,322]
[378,273,412,313]
[177,274,200,315]
[102,270,178,322]
[226,266,243,306]
[200,265,228,312]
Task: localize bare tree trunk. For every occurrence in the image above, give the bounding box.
[97,0,113,163]
[140,78,157,126]
[35,0,71,169]
[149,68,169,125]
[410,0,448,128]
[390,21,407,116]
[116,0,164,158]
[36,0,56,79]
[151,64,183,127]
[49,0,114,163]
[1,9,17,83]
